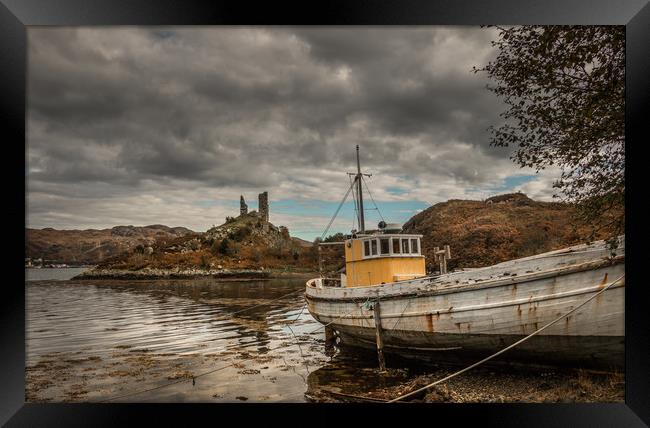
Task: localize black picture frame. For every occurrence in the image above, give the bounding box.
[3,0,649,426]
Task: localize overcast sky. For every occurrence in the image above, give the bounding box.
[27,27,561,241]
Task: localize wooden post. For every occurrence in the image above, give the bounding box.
[318,245,323,276]
[325,326,336,345]
[434,246,451,274]
[443,245,451,274]
[373,301,387,372]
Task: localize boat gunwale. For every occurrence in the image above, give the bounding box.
[305,254,624,303]
[306,280,624,321]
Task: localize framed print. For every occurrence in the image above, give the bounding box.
[3,0,649,426]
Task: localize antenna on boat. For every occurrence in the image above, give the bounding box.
[356,145,365,233]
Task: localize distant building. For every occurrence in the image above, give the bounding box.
[240,195,248,215]
[258,191,269,222]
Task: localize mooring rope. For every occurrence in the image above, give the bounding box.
[212,288,305,320]
[386,273,625,403]
[284,302,311,384]
[95,290,304,402]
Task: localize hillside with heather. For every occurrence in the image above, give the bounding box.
[27,193,622,278]
[402,193,621,271]
[76,211,321,279]
[25,225,195,265]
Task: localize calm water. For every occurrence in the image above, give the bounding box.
[26,267,89,281]
[26,272,404,402]
[26,271,608,403]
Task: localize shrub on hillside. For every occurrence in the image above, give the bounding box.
[230,226,252,242]
[218,238,239,256]
[199,254,210,269]
[210,240,221,256]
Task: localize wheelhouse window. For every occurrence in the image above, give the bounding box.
[380,238,390,255]
[402,238,409,254]
[360,236,421,259]
[410,238,419,254]
[392,238,401,254]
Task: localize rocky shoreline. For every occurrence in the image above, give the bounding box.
[305,363,625,404]
[72,267,316,281]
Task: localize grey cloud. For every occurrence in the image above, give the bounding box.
[27,26,551,231]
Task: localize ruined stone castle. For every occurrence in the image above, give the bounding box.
[258,191,269,222]
[240,195,248,215]
[239,191,269,222]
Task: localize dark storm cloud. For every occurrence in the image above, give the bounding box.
[27,27,552,231]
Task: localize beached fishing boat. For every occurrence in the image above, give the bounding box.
[305,147,624,369]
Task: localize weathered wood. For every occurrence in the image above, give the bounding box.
[324,325,336,345]
[373,301,387,371]
[441,254,447,275]
[306,236,626,368]
[434,246,450,274]
[323,390,389,403]
[318,245,323,275]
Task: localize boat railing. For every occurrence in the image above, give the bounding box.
[307,277,342,288]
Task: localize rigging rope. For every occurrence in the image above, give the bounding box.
[349,174,359,231]
[361,175,385,222]
[320,177,357,241]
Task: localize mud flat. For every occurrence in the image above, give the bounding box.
[26,341,329,403]
[305,356,625,404]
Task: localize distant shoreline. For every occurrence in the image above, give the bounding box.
[72,267,317,281]
[26,266,95,269]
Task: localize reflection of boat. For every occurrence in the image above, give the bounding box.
[305,146,624,368]
[304,353,411,403]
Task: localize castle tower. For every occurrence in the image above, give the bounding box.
[240,195,248,216]
[258,191,269,222]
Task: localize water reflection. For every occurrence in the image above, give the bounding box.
[25,275,627,403]
[27,278,312,359]
[26,276,354,402]
[305,349,413,402]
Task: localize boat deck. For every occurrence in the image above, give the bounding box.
[307,236,624,301]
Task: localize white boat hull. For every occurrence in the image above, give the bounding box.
[306,238,625,368]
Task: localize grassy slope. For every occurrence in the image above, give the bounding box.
[402,193,619,270]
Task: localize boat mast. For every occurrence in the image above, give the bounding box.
[356,145,365,233]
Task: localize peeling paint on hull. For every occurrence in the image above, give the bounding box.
[306,237,625,369]
[334,326,624,369]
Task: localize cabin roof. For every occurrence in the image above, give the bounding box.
[352,233,423,239]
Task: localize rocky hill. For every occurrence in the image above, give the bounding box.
[402,193,619,271]
[30,192,619,278]
[291,237,314,248]
[25,225,195,265]
[79,211,320,278]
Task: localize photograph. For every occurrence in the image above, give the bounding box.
[24,25,626,404]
